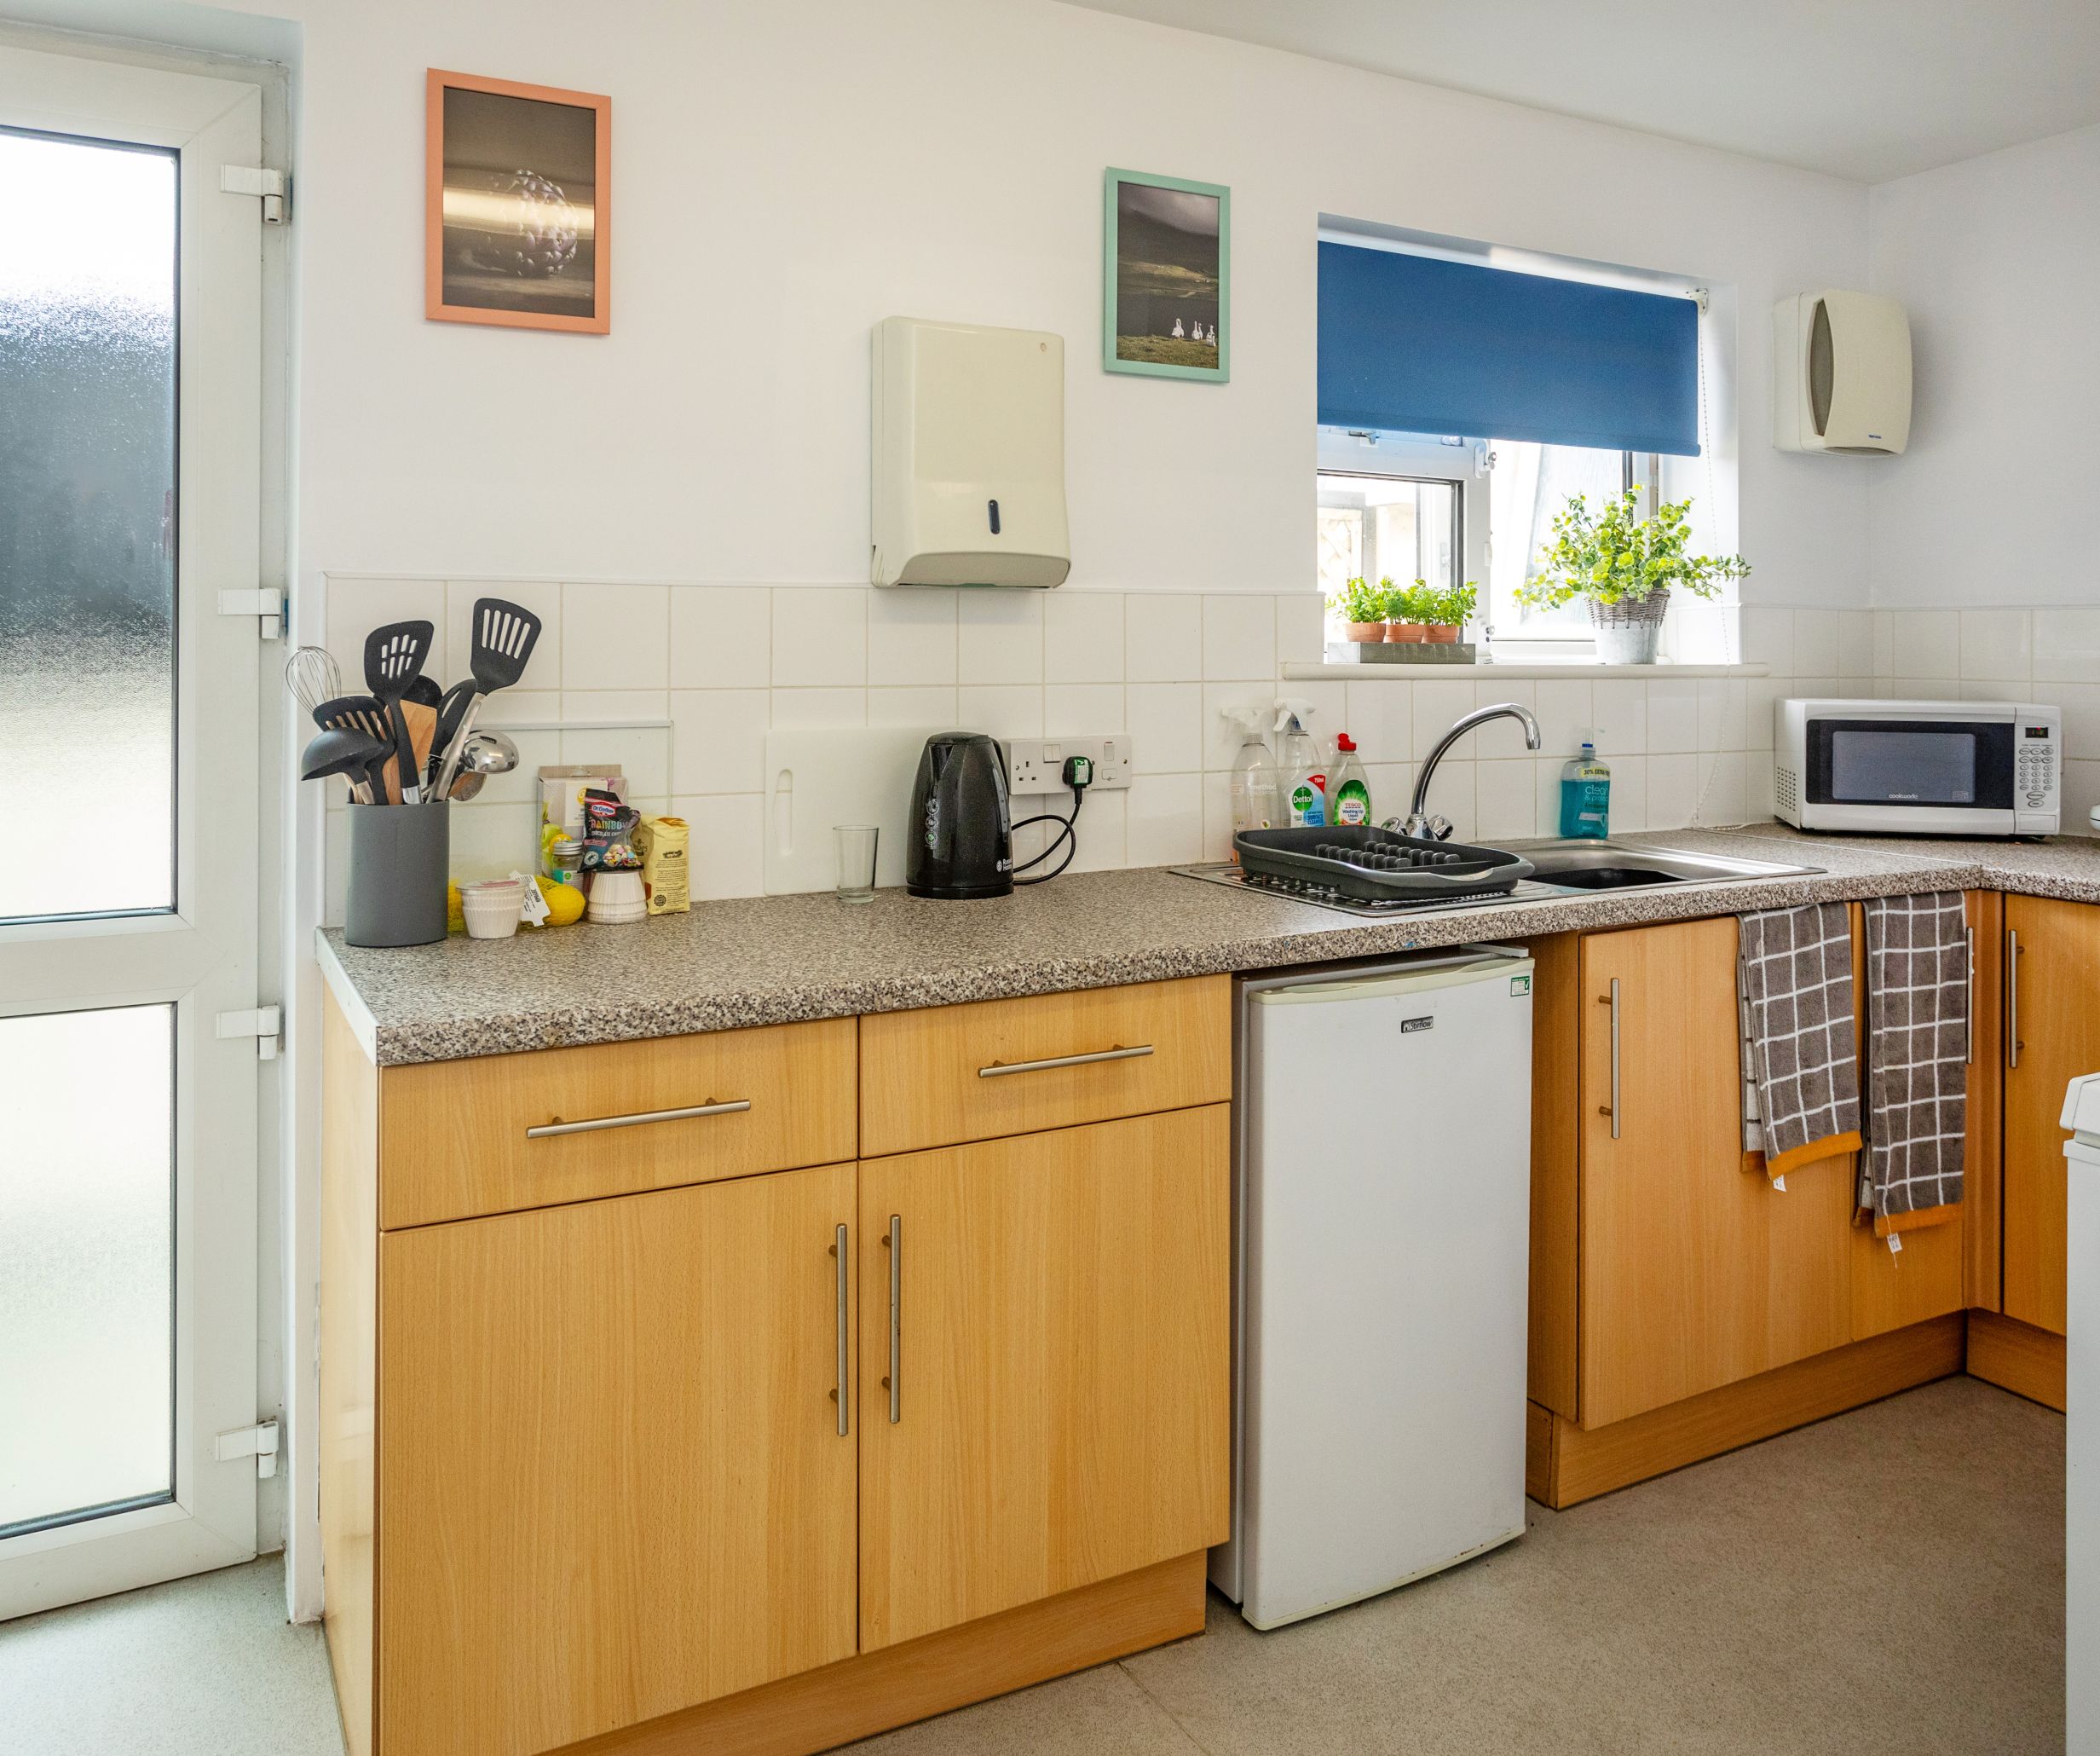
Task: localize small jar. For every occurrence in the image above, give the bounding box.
[548,836,584,887]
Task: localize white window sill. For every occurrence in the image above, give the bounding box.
[1283,660,1770,681]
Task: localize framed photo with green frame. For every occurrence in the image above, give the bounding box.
[1103,168,1230,382]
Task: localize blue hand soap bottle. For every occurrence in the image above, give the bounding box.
[1559,740,1611,839]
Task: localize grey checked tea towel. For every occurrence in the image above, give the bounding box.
[1738,903,1864,1179]
[1862,892,1970,1235]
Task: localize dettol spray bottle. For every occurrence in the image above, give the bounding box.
[1327,733,1371,827]
[1275,700,1326,828]
[1221,703,1282,858]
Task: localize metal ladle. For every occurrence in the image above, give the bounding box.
[442,729,518,802]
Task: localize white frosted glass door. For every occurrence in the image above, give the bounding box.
[0,45,263,1620]
[0,1008,174,1529]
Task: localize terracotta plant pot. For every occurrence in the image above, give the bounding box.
[1344,621,1384,643]
[1385,622,1427,644]
[1424,623,1461,644]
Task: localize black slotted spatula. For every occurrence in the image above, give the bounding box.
[433,598,543,800]
[363,621,434,804]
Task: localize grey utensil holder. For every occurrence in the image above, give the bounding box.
[346,802,450,947]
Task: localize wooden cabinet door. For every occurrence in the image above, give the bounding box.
[2004,895,2100,1335]
[378,1164,858,1756]
[1580,920,1769,1427]
[857,1106,1229,1651]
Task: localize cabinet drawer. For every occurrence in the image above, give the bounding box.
[858,976,1230,1158]
[378,1017,857,1228]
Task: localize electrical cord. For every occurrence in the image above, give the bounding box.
[1013,756,1093,885]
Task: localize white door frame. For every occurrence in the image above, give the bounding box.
[0,43,265,1620]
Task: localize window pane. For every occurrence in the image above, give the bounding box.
[1486,440,1630,638]
[0,130,177,920]
[0,1004,174,1533]
[1316,472,1457,642]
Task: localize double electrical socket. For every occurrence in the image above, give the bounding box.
[1004,736,1135,794]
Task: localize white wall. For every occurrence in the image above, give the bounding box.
[1867,124,2100,609]
[248,0,1872,605]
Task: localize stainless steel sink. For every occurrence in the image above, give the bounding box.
[1513,838,1824,893]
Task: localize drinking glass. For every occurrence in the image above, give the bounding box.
[834,824,878,903]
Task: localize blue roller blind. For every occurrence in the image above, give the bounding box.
[1317,242,1700,456]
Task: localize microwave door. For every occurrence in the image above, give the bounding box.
[1803,717,2016,831]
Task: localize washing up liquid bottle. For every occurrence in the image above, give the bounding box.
[1559,740,1612,839]
[1276,700,1326,828]
[1222,704,1282,857]
[1328,733,1371,827]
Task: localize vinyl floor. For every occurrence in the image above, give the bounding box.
[0,1375,2062,1756]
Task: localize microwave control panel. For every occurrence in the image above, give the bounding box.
[2016,717,2061,832]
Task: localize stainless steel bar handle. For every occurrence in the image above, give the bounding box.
[1602,979,1622,1140]
[885,1215,901,1424]
[832,1223,849,1438]
[978,1044,1154,1079]
[525,1098,750,1139]
[2006,927,2022,1069]
[1965,926,1976,1067]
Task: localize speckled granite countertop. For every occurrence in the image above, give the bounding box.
[318,823,2100,1066]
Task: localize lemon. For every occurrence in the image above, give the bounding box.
[447,883,465,934]
[535,875,587,927]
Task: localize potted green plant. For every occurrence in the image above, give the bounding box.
[1516,490,1749,664]
[1329,575,1388,644]
[1417,579,1478,644]
[1384,580,1427,643]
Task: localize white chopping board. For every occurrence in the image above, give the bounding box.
[763,726,946,895]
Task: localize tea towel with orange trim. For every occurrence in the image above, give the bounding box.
[1738,902,1864,1180]
[1861,892,1969,1236]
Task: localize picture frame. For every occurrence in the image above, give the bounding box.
[425,68,610,334]
[1102,168,1230,383]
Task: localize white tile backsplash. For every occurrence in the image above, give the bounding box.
[564,582,668,689]
[335,579,2052,924]
[1125,594,1202,683]
[1043,592,1125,684]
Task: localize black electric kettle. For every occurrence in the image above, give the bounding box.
[905,732,1012,899]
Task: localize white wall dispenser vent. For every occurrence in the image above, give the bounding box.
[1773,290,1912,454]
[871,316,1070,589]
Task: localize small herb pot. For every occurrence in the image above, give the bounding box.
[1424,623,1461,644]
[1344,621,1385,643]
[1386,621,1427,644]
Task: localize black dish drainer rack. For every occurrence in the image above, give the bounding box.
[1232,824,1533,904]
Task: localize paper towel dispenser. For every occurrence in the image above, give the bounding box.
[871,316,1070,589]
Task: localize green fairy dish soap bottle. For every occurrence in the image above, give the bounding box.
[1328,733,1371,827]
[1559,740,1611,839]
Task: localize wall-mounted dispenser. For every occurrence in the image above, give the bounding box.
[1773,290,1912,454]
[871,316,1070,588]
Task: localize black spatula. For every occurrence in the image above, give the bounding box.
[363,621,434,804]
[433,599,543,800]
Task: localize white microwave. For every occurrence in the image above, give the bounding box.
[1775,699,2061,837]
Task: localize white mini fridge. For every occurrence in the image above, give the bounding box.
[1210,947,1536,1630]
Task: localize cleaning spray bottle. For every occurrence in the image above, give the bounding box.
[1221,703,1282,856]
[1327,733,1371,827]
[1275,700,1326,828]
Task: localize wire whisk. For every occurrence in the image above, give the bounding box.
[284,646,343,718]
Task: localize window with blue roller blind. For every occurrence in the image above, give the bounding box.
[1317,241,1701,457]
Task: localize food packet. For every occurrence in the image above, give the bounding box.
[580,788,642,871]
[633,815,690,915]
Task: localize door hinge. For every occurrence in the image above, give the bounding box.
[220,164,290,224]
[214,1420,280,1479]
[217,586,284,640]
[216,1005,283,1060]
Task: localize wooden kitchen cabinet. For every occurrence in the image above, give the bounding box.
[856,1106,1231,1652]
[2003,895,2100,1337]
[1578,918,1772,1428]
[377,1162,859,1756]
